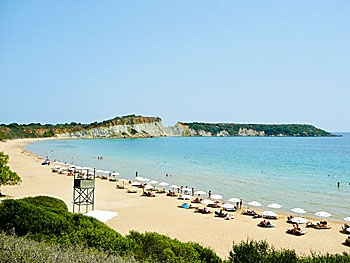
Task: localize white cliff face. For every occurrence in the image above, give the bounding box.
[56,121,186,138]
[55,121,266,138]
[238,128,265,136]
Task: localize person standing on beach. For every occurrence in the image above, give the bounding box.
[135,171,138,177]
[180,186,183,194]
[239,199,242,209]
[208,190,211,199]
[192,188,194,196]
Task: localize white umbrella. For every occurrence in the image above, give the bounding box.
[182,187,192,192]
[315,211,331,218]
[179,195,192,200]
[194,191,206,195]
[75,166,82,169]
[131,181,141,186]
[135,177,144,181]
[170,185,180,189]
[344,217,350,222]
[149,180,159,185]
[248,201,261,207]
[52,165,60,169]
[103,170,111,174]
[82,167,91,170]
[119,179,128,184]
[228,198,240,203]
[144,185,155,190]
[268,203,282,209]
[291,217,308,224]
[111,172,120,176]
[291,208,306,214]
[201,199,214,205]
[139,177,150,182]
[211,194,222,200]
[262,211,277,217]
[221,203,235,209]
[159,182,169,186]
[96,169,104,173]
[70,165,76,168]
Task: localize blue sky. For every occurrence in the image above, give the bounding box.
[1,1,349,131]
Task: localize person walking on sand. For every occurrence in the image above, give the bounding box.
[240,199,242,209]
[208,190,211,199]
[192,188,194,196]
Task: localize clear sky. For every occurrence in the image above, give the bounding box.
[1,1,349,131]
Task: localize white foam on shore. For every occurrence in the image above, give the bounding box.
[85,210,118,223]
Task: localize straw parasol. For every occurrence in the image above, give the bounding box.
[228,198,240,203]
[268,203,282,209]
[211,194,222,200]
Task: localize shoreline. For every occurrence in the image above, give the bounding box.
[1,138,349,258]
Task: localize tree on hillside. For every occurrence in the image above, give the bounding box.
[0,152,21,196]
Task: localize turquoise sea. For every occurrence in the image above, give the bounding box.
[26,134,350,221]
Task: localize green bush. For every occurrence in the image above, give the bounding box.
[0,196,223,262]
[229,240,350,263]
[127,231,222,263]
[0,231,136,263]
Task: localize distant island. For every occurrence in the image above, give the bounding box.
[0,115,337,141]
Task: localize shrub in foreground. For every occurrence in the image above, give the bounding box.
[0,231,136,263]
[0,196,222,262]
[229,240,350,263]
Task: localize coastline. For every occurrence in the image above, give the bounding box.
[1,138,349,258]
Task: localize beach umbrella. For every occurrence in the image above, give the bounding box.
[75,166,82,169]
[179,195,192,200]
[111,172,120,176]
[131,181,141,186]
[144,185,155,190]
[70,165,76,168]
[344,217,350,222]
[159,182,169,186]
[182,187,192,192]
[96,169,104,173]
[136,177,149,182]
[291,208,306,214]
[149,180,159,185]
[315,211,331,218]
[211,194,222,200]
[194,191,206,195]
[228,198,240,203]
[103,171,111,174]
[119,179,128,185]
[170,185,180,189]
[221,203,235,210]
[201,199,214,205]
[291,217,308,224]
[81,167,90,170]
[248,201,261,207]
[52,165,60,169]
[268,203,282,209]
[262,211,277,217]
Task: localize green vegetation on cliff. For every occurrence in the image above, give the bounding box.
[0,115,160,141]
[185,123,334,137]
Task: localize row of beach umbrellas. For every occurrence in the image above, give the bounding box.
[53,162,339,220]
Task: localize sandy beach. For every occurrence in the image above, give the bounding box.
[1,138,349,259]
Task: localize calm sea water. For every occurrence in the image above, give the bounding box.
[26,134,350,221]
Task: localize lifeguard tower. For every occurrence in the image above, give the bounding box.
[73,168,95,213]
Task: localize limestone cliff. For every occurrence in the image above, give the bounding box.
[0,115,336,141]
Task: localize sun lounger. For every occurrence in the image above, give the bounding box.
[286,228,306,236]
[215,211,228,218]
[116,185,125,189]
[225,214,235,220]
[127,189,136,193]
[315,221,331,229]
[253,214,262,219]
[258,220,275,228]
[243,209,256,216]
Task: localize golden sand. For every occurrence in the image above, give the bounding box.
[1,138,349,259]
